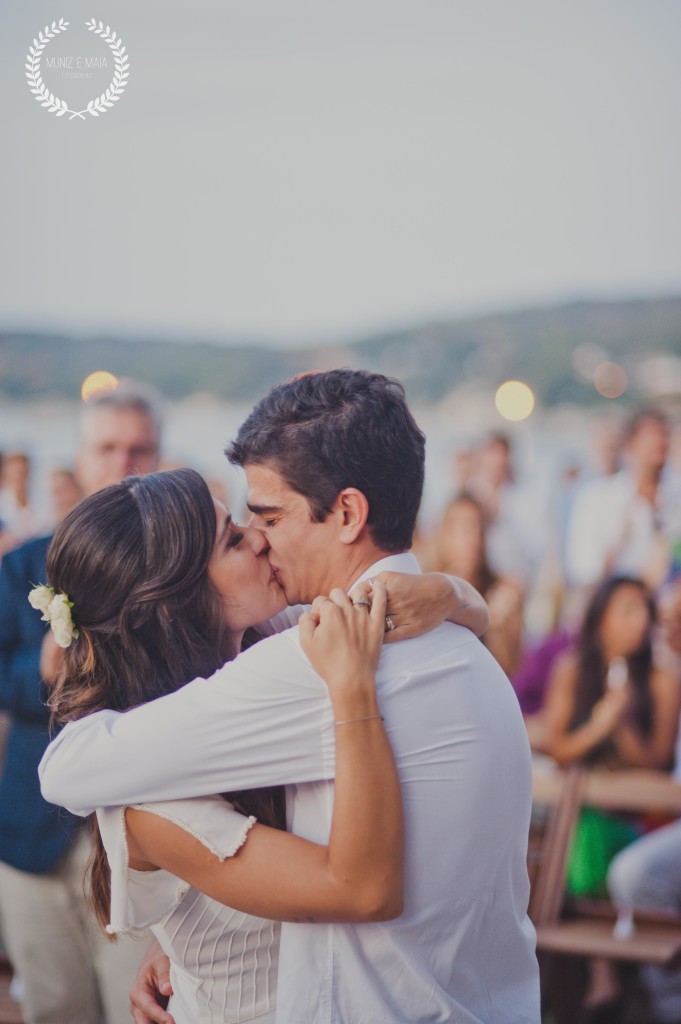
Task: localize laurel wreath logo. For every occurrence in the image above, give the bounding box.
[25,18,130,120]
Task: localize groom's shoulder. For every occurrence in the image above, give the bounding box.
[391,621,486,659]
[224,625,334,699]
[235,620,487,683]
[378,621,503,680]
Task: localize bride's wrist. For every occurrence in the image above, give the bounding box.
[329,686,379,721]
[335,712,384,728]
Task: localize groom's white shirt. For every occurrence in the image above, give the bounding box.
[40,552,540,1024]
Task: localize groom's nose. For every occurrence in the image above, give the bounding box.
[246,524,269,555]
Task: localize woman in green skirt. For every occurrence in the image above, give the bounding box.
[545,575,680,894]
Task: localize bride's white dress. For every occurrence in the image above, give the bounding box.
[97,796,279,1024]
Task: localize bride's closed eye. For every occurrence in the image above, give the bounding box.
[226,527,244,549]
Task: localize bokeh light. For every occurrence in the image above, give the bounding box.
[594,361,627,399]
[571,343,608,382]
[494,380,535,422]
[81,371,119,402]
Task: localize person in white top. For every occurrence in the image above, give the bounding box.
[565,408,681,591]
[0,452,48,546]
[41,369,540,1024]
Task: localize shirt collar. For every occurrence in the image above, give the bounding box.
[350,551,421,592]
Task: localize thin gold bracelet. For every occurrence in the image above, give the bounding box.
[334,714,384,728]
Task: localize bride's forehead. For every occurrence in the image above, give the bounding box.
[210,500,235,542]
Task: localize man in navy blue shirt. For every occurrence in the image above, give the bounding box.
[0,382,161,1024]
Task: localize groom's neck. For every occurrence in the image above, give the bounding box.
[311,541,393,600]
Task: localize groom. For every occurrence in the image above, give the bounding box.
[40,369,540,1023]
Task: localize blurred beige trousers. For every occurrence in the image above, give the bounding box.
[0,828,150,1024]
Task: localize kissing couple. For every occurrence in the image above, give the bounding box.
[40,368,540,1024]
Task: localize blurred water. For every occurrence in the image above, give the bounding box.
[0,393,592,526]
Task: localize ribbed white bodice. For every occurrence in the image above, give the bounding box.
[97,797,279,1024]
[150,881,279,1024]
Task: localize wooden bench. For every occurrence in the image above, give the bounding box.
[529,764,681,1017]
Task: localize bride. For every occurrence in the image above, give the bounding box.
[41,467,486,1024]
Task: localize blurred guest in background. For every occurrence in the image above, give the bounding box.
[565,408,681,592]
[511,627,574,752]
[0,453,7,556]
[467,431,515,514]
[521,460,583,642]
[467,430,548,585]
[0,381,161,1024]
[608,818,681,1024]
[434,492,524,676]
[450,446,475,493]
[543,575,681,1018]
[589,416,624,480]
[467,432,520,575]
[0,452,47,549]
[0,525,14,561]
[606,574,681,1024]
[0,453,31,532]
[543,576,680,896]
[49,467,82,523]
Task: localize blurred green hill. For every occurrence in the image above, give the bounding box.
[2,296,680,405]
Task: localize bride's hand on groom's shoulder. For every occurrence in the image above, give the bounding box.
[369,571,454,644]
[299,582,387,700]
[360,571,489,643]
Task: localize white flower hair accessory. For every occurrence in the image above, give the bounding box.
[28,584,79,649]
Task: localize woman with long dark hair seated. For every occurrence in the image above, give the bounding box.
[545,574,680,897]
[41,467,485,1024]
[544,575,679,784]
[543,575,681,1018]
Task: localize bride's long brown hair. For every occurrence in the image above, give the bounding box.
[47,467,285,934]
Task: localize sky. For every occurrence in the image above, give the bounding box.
[1,0,680,344]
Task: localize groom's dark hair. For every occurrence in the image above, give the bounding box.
[227,369,425,553]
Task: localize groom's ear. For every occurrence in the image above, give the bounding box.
[334,488,369,544]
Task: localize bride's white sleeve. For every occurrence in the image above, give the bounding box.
[39,629,336,816]
[97,796,257,934]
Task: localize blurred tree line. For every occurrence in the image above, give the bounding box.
[1,296,680,406]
